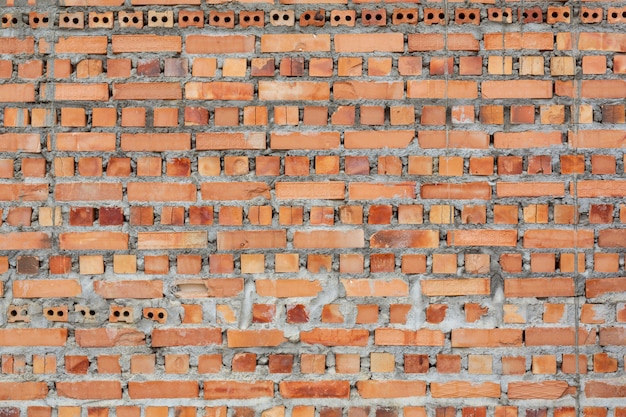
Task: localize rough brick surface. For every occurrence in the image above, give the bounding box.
[0,0,625,416]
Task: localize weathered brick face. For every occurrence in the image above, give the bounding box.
[0,0,625,416]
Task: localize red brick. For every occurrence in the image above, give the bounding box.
[0,232,51,250]
[113,83,182,100]
[335,34,404,52]
[59,232,128,250]
[56,183,122,201]
[112,35,181,53]
[186,35,255,54]
[138,232,207,250]
[13,279,81,298]
[280,381,350,399]
[128,381,198,399]
[261,34,330,52]
[227,330,286,348]
[0,382,48,400]
[186,82,253,100]
[93,280,162,299]
[203,381,274,399]
[259,81,330,101]
[293,230,364,248]
[75,329,144,348]
[451,329,523,347]
[56,36,107,54]
[357,381,426,399]
[482,81,553,99]
[271,132,340,150]
[56,381,122,400]
[431,382,500,398]
[128,183,196,202]
[0,37,35,54]
[41,83,109,101]
[0,84,36,102]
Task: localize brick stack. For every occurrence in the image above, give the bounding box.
[0,0,625,416]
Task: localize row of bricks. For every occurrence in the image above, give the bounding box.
[0,377,623,400]
[5,249,622,276]
[2,32,626,55]
[2,275,624,312]
[1,275,622,299]
[0,275,622,299]
[3,154,625,179]
[3,203,626,229]
[3,406,626,417]
[3,293,624,324]
[1,406,625,417]
[6,289,623,320]
[5,106,625,131]
[5,104,626,128]
[3,51,626,79]
[4,6,626,29]
[5,54,624,80]
[0,277,622,310]
[3,228,625,250]
[2,351,626,376]
[3,181,626,203]
[4,80,626,103]
[3,302,626,329]
[0,326,621,348]
[9,0,626,5]
[4,130,626,152]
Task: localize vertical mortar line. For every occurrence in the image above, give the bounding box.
[47,1,60,277]
[570,0,583,413]
[443,0,452,235]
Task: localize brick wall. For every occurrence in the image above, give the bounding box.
[0,0,625,416]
